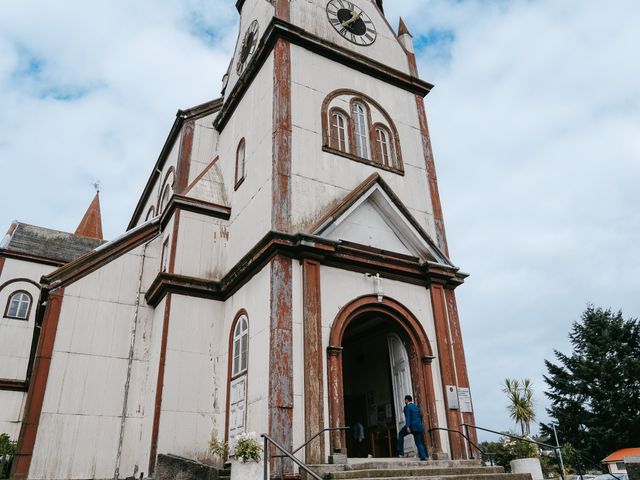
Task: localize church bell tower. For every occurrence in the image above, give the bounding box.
[217,0,478,463]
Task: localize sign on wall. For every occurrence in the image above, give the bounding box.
[446,385,459,410]
[458,387,474,413]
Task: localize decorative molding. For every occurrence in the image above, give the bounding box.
[0,378,28,392]
[144,230,466,307]
[0,249,65,268]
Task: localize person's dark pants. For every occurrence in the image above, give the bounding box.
[397,429,428,460]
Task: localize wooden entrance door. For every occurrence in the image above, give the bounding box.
[388,333,415,456]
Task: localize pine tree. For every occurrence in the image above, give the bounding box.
[541,306,640,463]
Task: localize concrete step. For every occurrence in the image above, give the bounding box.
[327,466,505,479]
[304,459,532,480]
[324,476,531,480]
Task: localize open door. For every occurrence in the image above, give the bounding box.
[387,333,415,456]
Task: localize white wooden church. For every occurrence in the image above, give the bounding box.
[0,1,478,478]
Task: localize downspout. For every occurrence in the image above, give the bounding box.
[114,243,149,480]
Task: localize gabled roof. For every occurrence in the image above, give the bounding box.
[311,173,453,267]
[1,222,105,265]
[603,448,640,463]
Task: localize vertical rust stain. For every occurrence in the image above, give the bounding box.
[302,260,325,463]
[430,285,464,459]
[148,294,172,474]
[415,96,449,257]
[272,37,292,233]
[0,256,5,279]
[269,255,294,472]
[274,0,290,22]
[445,288,478,448]
[12,289,65,480]
[175,120,195,195]
[168,210,181,274]
[326,346,345,453]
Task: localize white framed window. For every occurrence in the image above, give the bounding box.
[145,206,156,221]
[331,110,348,152]
[5,291,31,320]
[160,184,171,214]
[232,315,249,376]
[376,127,392,167]
[161,237,170,272]
[228,313,249,443]
[235,139,246,188]
[352,102,370,159]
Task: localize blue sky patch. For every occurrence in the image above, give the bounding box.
[415,28,456,63]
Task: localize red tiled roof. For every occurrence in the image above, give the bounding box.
[603,448,640,463]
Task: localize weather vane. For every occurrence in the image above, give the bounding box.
[92,181,101,193]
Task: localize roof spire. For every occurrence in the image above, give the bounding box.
[75,191,104,240]
[398,17,412,37]
[398,17,415,53]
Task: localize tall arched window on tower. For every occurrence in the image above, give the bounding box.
[352,102,370,160]
[375,125,393,168]
[227,313,249,442]
[322,89,404,174]
[330,109,349,153]
[4,291,32,320]
[235,138,246,190]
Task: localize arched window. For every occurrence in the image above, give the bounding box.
[228,313,249,442]
[159,184,171,214]
[5,291,32,320]
[232,315,249,376]
[375,126,393,167]
[330,109,349,153]
[352,102,370,160]
[322,90,404,173]
[145,206,156,221]
[235,139,246,189]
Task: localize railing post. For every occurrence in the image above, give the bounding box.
[264,436,269,480]
[464,424,474,460]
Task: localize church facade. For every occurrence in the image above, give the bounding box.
[2,1,478,479]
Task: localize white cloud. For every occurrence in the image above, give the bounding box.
[0,0,638,441]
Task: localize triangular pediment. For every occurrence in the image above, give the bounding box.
[313,176,452,266]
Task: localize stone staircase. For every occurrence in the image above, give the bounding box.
[304,459,532,480]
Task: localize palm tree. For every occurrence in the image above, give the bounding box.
[503,378,536,435]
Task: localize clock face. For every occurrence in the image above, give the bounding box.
[237,20,259,75]
[326,0,377,46]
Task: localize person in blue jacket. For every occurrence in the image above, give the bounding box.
[397,395,428,461]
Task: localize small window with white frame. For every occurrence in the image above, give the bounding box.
[235,138,246,190]
[4,291,32,320]
[161,237,170,272]
[228,313,249,443]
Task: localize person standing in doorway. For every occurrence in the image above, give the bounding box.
[397,395,428,461]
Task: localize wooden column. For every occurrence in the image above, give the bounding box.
[302,260,325,463]
[445,288,478,450]
[430,285,465,459]
[12,289,65,480]
[327,346,345,454]
[268,255,294,471]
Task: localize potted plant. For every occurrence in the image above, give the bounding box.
[229,432,263,480]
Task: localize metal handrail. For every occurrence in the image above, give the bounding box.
[428,427,495,466]
[272,426,350,458]
[463,423,565,480]
[462,424,557,450]
[261,434,322,480]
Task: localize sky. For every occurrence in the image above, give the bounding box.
[1,0,639,442]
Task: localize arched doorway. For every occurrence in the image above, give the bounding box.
[327,296,441,458]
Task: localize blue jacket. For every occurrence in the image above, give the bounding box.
[402,402,425,433]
